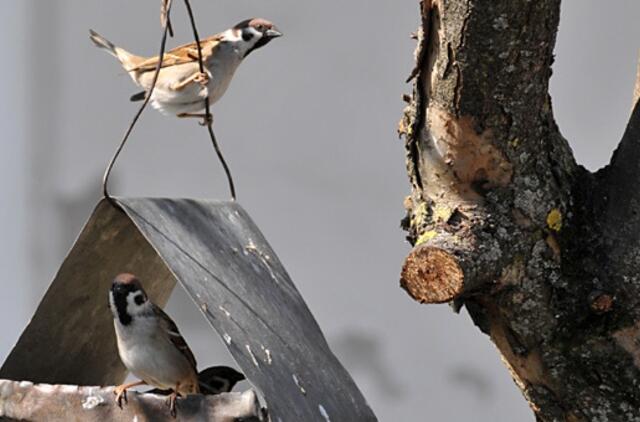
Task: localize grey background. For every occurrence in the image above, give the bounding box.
[1,1,638,421]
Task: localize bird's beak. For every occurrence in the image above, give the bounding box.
[265,28,283,38]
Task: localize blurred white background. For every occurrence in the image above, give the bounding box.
[1,1,639,420]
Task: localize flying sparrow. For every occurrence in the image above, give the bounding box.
[148,365,246,396]
[89,18,282,119]
[108,273,199,417]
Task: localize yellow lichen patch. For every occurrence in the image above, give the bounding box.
[411,202,429,229]
[398,116,409,137]
[433,204,453,223]
[509,137,520,148]
[416,230,438,246]
[546,209,562,232]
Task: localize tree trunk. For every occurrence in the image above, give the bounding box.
[398,1,640,420]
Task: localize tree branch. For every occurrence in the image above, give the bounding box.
[598,76,640,324]
[399,0,575,303]
[399,1,640,420]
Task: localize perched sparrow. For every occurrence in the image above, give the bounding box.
[89,18,282,119]
[148,366,246,396]
[108,273,199,416]
[197,366,246,395]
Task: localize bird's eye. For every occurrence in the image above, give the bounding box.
[242,29,254,41]
[134,294,145,305]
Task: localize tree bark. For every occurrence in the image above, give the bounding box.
[399,1,640,420]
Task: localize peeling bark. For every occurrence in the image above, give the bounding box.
[399,1,640,420]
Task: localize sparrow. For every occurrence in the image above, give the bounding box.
[148,366,246,396]
[198,366,246,395]
[89,18,282,120]
[108,273,199,417]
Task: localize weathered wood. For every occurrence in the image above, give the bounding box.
[400,243,464,303]
[0,379,261,422]
[399,1,640,420]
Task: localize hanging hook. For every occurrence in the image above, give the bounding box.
[103,0,236,203]
[102,2,173,205]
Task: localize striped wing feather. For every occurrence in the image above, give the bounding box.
[152,304,198,371]
[129,35,223,73]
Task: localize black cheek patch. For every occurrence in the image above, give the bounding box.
[242,29,253,42]
[244,37,271,58]
[114,295,132,326]
[134,294,145,306]
[111,284,138,326]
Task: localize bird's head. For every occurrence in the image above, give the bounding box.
[198,366,247,394]
[224,18,282,58]
[109,273,150,325]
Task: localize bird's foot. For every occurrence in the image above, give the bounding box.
[194,72,210,86]
[114,385,128,408]
[166,391,180,418]
[113,380,146,409]
[200,113,213,126]
[177,112,213,126]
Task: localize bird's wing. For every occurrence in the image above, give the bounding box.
[128,35,223,73]
[152,304,198,371]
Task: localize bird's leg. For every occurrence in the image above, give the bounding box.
[114,380,146,408]
[166,382,181,418]
[193,72,210,86]
[170,71,209,91]
[177,112,213,126]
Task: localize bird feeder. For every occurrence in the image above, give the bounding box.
[0,198,377,421]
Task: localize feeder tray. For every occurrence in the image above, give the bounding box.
[0,198,377,421]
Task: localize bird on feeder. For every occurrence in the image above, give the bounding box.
[108,273,200,416]
[89,18,282,121]
[147,365,246,396]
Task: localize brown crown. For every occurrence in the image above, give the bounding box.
[233,18,275,31]
[113,273,140,286]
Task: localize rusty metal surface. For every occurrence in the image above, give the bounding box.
[0,201,177,386]
[117,198,377,422]
[0,379,261,422]
[1,198,376,421]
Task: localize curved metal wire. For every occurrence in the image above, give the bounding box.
[183,0,236,200]
[102,4,173,204]
[103,1,236,202]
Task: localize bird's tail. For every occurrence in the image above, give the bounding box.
[89,30,140,70]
